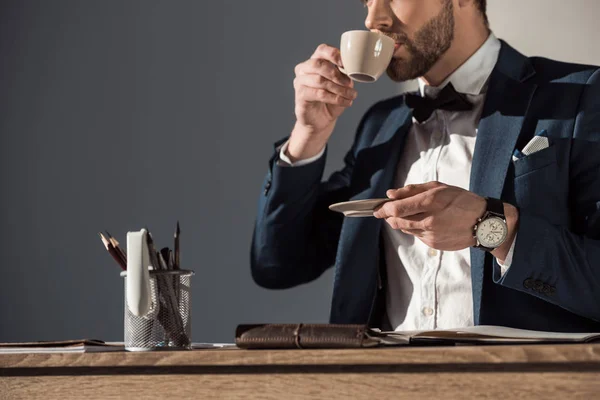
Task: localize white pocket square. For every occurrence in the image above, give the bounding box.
[512,130,550,162]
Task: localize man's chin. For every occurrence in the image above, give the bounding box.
[386,60,417,82]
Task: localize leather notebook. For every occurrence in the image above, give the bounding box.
[235,324,383,349]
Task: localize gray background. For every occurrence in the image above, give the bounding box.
[1,1,599,343]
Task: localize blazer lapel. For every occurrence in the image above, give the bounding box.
[330,104,413,323]
[469,41,538,323]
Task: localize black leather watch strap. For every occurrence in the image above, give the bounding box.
[485,197,505,218]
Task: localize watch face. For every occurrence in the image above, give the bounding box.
[476,216,507,248]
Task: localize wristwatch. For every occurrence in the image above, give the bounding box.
[473,197,508,251]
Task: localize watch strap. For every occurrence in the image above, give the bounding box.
[485,197,505,218]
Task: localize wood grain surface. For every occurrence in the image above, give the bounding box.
[2,344,600,369]
[2,372,600,400]
[1,345,600,399]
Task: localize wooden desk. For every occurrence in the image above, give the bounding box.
[1,344,600,399]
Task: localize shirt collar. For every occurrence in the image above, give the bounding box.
[418,32,501,97]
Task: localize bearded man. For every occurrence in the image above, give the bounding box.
[251,0,600,332]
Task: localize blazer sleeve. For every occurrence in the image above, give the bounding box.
[495,68,600,321]
[250,110,377,289]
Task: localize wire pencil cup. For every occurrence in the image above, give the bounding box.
[121,269,194,351]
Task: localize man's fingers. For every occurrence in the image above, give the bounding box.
[386,181,443,200]
[401,228,425,236]
[297,86,354,107]
[382,213,428,230]
[295,58,352,87]
[310,43,343,67]
[294,74,358,101]
[374,194,432,219]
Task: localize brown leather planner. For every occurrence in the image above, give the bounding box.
[235,324,600,349]
[235,324,381,349]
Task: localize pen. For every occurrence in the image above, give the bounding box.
[145,230,162,270]
[160,247,171,270]
[174,221,180,270]
[158,251,169,270]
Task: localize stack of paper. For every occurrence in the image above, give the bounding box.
[0,340,238,354]
[370,325,600,345]
[0,339,125,354]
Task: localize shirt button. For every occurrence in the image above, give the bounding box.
[428,248,438,257]
[422,307,434,317]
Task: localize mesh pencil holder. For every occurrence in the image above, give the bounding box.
[120,269,194,351]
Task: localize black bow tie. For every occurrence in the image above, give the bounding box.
[405,82,473,123]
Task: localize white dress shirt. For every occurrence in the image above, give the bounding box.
[280,33,516,331]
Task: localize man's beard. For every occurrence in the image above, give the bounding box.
[386,0,455,82]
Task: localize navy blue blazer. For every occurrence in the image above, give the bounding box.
[251,40,600,332]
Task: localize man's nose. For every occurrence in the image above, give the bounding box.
[365,0,393,31]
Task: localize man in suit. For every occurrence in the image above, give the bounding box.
[251,0,600,332]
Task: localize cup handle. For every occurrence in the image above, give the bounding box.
[338,65,348,76]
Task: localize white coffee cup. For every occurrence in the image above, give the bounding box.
[340,30,395,83]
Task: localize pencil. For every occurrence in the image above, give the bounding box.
[99,232,126,270]
[105,230,119,247]
[105,230,127,266]
[174,221,180,270]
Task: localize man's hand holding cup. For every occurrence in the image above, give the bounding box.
[287,44,357,163]
[287,31,395,163]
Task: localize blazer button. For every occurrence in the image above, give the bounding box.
[542,284,552,295]
[523,279,534,289]
[264,180,272,195]
[533,280,544,292]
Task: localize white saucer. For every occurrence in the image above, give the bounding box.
[328,198,391,217]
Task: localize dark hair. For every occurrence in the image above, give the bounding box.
[474,0,489,27]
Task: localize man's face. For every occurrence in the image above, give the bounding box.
[363,0,455,82]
